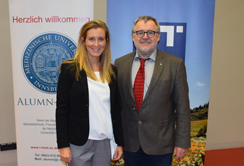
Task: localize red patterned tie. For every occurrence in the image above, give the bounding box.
[133,58,149,113]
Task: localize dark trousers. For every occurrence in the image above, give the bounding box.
[123,147,172,166]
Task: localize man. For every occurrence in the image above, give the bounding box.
[114,16,191,166]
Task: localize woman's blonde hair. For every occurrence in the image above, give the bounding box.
[60,20,114,83]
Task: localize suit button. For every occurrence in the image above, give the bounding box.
[133,108,135,110]
[138,121,142,124]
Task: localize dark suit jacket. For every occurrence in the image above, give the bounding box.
[114,49,191,155]
[56,63,124,149]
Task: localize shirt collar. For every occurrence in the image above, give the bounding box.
[134,49,157,61]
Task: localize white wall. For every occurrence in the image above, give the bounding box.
[206,0,244,150]
[0,0,16,144]
[0,1,17,165]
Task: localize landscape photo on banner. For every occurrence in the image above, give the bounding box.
[107,0,215,165]
[8,0,93,165]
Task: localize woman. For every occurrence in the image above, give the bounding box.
[56,20,124,166]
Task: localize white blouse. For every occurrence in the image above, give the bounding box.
[87,72,117,158]
[87,72,114,141]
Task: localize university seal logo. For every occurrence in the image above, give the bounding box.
[22,33,77,93]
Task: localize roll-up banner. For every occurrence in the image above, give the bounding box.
[8,0,93,165]
[107,0,215,166]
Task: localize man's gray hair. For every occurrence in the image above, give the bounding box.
[132,16,160,35]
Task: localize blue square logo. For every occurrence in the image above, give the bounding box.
[158,23,187,61]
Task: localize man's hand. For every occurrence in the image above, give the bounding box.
[173,147,188,161]
[59,147,72,164]
[113,146,123,161]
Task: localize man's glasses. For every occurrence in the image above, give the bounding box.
[134,30,159,38]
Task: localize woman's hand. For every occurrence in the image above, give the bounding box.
[59,147,72,164]
[112,146,123,161]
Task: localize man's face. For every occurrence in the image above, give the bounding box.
[133,20,160,58]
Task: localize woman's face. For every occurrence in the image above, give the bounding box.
[84,27,106,61]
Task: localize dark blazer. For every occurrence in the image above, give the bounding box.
[114,49,191,155]
[56,63,124,149]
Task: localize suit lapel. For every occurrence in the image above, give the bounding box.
[79,70,89,101]
[109,76,115,112]
[143,50,165,101]
[125,53,136,99]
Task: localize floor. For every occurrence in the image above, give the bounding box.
[0,150,17,166]
[205,147,244,166]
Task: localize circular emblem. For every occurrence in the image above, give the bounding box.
[22,33,77,93]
